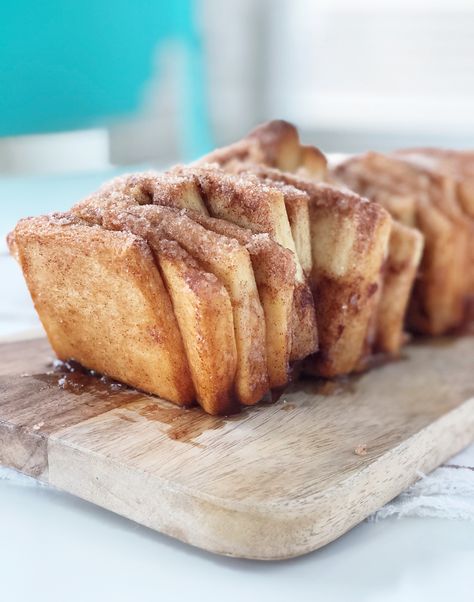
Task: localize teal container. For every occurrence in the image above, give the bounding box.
[0,0,212,159]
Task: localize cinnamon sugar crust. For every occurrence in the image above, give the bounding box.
[153,238,239,415]
[394,148,474,299]
[11,213,195,405]
[235,166,393,375]
[251,178,312,277]
[12,120,469,412]
[334,152,472,334]
[200,119,327,179]
[375,222,424,354]
[72,163,318,367]
[73,171,208,223]
[176,164,292,241]
[102,205,269,407]
[170,164,318,360]
[165,209,297,388]
[138,206,296,387]
[395,148,474,218]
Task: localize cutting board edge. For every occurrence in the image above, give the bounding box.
[41,394,474,560]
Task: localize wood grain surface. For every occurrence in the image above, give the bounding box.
[0,335,473,559]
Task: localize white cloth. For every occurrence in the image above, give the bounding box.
[370,445,474,521]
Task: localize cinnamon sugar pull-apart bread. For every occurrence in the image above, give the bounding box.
[10,213,237,414]
[199,121,420,371]
[333,151,473,335]
[9,166,317,414]
[8,120,470,414]
[200,119,328,180]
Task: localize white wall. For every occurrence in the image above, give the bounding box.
[266,0,474,150]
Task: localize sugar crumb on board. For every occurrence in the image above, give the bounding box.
[354,443,368,456]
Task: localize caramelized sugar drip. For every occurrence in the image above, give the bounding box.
[34,359,137,400]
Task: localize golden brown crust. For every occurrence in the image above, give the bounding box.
[297,145,328,180]
[103,205,269,406]
[12,213,195,404]
[395,148,474,218]
[303,275,377,377]
[154,238,238,415]
[73,191,138,224]
[250,166,389,231]
[394,149,474,298]
[179,164,292,241]
[247,120,302,171]
[161,209,296,389]
[16,122,470,411]
[170,164,318,360]
[233,166,392,375]
[239,164,390,278]
[408,202,468,334]
[16,211,239,414]
[198,119,327,179]
[334,152,472,334]
[306,191,392,376]
[72,171,208,224]
[71,163,316,380]
[249,176,312,277]
[375,222,424,354]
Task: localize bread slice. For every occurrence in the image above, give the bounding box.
[229,164,314,277]
[76,164,317,362]
[333,152,471,334]
[395,148,474,300]
[297,145,328,180]
[306,184,391,375]
[243,169,392,376]
[168,210,296,389]
[246,120,304,172]
[375,222,424,354]
[272,183,312,278]
[395,148,474,218]
[73,171,208,223]
[153,238,238,415]
[200,120,327,179]
[73,169,297,388]
[180,164,318,360]
[103,206,269,406]
[409,201,468,335]
[189,165,297,247]
[9,213,195,405]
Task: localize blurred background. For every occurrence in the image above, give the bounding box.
[2,0,474,177]
[0,0,473,326]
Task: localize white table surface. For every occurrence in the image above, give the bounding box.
[1,170,473,602]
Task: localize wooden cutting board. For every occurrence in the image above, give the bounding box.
[1,335,473,560]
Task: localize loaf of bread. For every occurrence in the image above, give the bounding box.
[9,121,471,414]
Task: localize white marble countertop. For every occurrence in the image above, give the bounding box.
[1,171,473,602]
